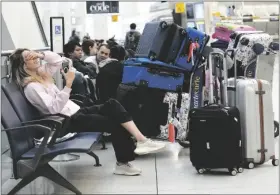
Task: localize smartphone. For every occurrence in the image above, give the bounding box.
[61,58,71,73]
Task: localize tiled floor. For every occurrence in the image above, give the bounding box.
[1,140,279,194]
[1,56,279,194]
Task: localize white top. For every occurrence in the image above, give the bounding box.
[24,51,80,117]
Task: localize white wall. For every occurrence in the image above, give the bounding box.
[35,2,154,43]
[2,2,45,49]
[36,2,73,44]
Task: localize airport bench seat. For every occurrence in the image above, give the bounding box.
[1,82,105,195]
[21,132,101,159]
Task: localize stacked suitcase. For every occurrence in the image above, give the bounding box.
[212,23,256,43]
[118,21,210,139]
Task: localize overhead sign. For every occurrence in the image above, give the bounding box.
[175,2,185,14]
[86,1,119,14]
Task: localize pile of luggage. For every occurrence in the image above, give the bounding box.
[189,39,279,176]
[116,20,279,176]
[117,21,210,140]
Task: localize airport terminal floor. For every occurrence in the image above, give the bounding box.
[1,1,280,194]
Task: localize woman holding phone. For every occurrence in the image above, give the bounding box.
[9,49,166,176]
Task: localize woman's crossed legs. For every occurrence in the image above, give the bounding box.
[68,99,166,176]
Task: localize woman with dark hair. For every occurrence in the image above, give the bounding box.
[9,49,166,176]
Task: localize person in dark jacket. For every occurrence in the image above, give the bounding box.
[124,23,141,52]
[69,29,80,43]
[63,41,97,97]
[64,41,97,78]
[96,45,126,103]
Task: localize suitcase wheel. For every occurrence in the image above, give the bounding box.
[196,168,205,174]
[246,162,255,169]
[228,168,238,176]
[272,159,279,166]
[237,167,244,173]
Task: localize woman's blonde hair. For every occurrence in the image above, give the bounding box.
[10,48,53,87]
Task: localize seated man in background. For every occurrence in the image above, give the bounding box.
[96,45,126,103]
[81,39,98,61]
[84,44,110,74]
[9,49,166,176]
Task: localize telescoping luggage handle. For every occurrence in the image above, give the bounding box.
[225,49,237,107]
[208,51,229,106]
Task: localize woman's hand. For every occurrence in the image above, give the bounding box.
[61,67,76,88]
[23,51,44,61]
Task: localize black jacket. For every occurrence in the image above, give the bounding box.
[96,60,123,103]
[72,59,97,79]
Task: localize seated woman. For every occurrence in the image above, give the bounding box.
[9,49,166,176]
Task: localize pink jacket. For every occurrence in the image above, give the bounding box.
[24,51,80,116]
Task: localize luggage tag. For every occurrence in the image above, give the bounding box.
[168,118,176,143]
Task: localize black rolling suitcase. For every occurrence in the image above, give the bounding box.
[135,21,185,64]
[188,51,243,176]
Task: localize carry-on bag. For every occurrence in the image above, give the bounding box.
[135,21,185,64]
[212,23,256,42]
[121,58,186,92]
[189,51,243,176]
[175,27,210,71]
[226,49,279,169]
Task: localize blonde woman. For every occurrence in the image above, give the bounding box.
[9,49,166,176]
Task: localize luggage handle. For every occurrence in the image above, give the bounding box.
[225,49,237,106]
[147,68,181,78]
[208,52,228,106]
[205,103,223,109]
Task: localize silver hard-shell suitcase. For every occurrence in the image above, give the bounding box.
[225,49,278,169]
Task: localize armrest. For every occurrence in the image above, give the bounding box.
[3,125,51,173]
[70,94,86,101]
[71,99,83,106]
[22,115,69,147]
[39,113,70,119]
[22,116,64,130]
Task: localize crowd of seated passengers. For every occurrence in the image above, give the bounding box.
[9,48,166,176]
[63,37,131,104]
